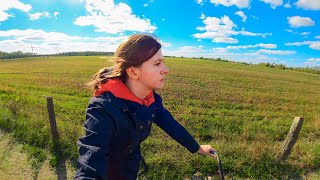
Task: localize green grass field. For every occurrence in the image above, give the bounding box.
[0,56,319,179]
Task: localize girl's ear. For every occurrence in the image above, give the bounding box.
[126,66,139,80]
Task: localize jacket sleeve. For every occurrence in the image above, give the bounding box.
[74,99,114,180]
[151,93,200,154]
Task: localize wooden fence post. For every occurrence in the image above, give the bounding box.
[278,117,303,161]
[44,96,60,149]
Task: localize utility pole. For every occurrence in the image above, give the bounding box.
[31,44,35,60]
[55,47,59,56]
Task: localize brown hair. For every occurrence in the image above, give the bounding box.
[88,34,161,90]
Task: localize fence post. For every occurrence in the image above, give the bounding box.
[278,117,303,161]
[44,96,60,149]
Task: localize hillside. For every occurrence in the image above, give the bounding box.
[0,56,319,179]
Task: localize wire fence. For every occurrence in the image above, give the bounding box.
[170,110,297,119]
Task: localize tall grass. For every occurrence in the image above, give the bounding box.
[0,56,319,179]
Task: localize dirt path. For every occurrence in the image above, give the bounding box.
[0,130,76,180]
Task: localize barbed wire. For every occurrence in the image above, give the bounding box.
[170,110,298,119]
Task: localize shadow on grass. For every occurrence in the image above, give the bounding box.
[51,138,70,180]
[51,142,78,179]
[55,158,68,180]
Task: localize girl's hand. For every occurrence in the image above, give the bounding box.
[197,145,217,158]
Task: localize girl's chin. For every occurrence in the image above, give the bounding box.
[153,85,165,90]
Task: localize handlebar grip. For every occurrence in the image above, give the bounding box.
[209,150,217,155]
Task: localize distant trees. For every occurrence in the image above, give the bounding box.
[1,51,319,75]
[258,62,320,74]
[0,51,34,59]
[258,62,287,69]
[57,51,114,56]
[312,66,320,71]
[0,51,114,60]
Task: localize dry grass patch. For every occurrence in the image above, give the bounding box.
[0,130,76,180]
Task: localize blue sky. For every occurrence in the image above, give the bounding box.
[0,0,319,67]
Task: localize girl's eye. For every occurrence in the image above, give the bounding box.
[155,60,164,66]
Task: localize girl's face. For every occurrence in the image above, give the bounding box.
[135,49,169,91]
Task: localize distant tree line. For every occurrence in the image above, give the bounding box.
[56,51,114,56]
[1,51,319,74]
[165,55,231,62]
[0,51,114,59]
[0,51,34,59]
[258,62,320,74]
[165,55,320,74]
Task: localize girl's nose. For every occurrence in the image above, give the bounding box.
[161,64,169,74]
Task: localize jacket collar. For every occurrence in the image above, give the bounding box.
[94,78,155,107]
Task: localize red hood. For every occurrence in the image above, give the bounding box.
[94,78,155,107]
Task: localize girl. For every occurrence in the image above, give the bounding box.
[74,34,216,179]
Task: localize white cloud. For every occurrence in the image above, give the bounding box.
[200,13,206,20]
[285,40,320,50]
[310,42,320,50]
[212,43,277,53]
[163,46,205,57]
[54,12,59,17]
[300,32,310,36]
[159,40,172,47]
[194,16,238,43]
[304,62,316,65]
[29,11,49,20]
[287,16,315,28]
[194,15,270,43]
[295,0,320,10]
[260,0,283,9]
[284,2,291,8]
[239,30,271,37]
[257,49,295,55]
[196,16,237,32]
[74,0,156,34]
[214,37,239,43]
[307,58,320,62]
[284,29,299,34]
[212,47,228,53]
[209,0,251,9]
[0,11,10,22]
[227,43,277,49]
[305,58,320,65]
[179,46,204,53]
[285,29,293,33]
[0,29,84,42]
[0,29,127,54]
[0,0,32,22]
[143,4,148,7]
[285,41,312,46]
[250,15,258,20]
[235,11,247,22]
[315,36,320,39]
[203,49,283,65]
[196,0,203,4]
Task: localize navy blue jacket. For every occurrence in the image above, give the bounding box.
[74,92,200,179]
